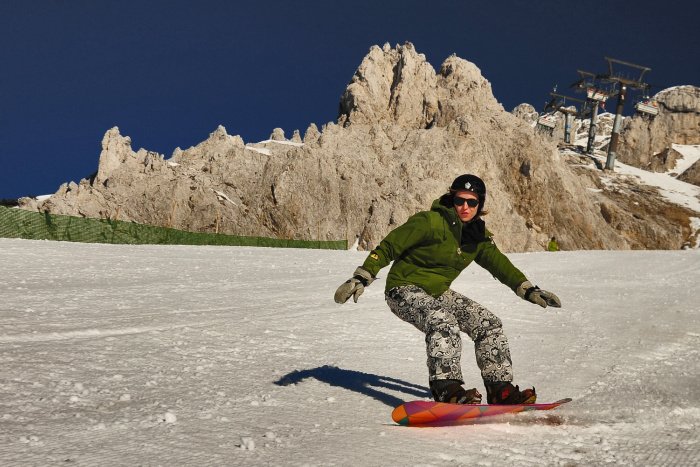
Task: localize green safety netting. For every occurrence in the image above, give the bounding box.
[0,206,347,250]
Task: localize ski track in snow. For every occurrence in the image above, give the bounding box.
[0,239,698,466]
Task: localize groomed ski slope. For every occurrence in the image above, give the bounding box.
[0,238,698,466]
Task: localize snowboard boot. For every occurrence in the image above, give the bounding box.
[430,379,482,404]
[485,381,536,405]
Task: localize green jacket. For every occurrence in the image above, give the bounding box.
[547,240,560,252]
[361,196,527,298]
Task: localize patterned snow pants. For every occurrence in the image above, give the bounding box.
[386,285,513,384]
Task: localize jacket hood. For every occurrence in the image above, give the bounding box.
[432,194,489,243]
[431,194,459,220]
[432,193,482,225]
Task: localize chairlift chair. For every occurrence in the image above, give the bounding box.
[536,113,558,129]
[586,87,609,102]
[634,98,659,116]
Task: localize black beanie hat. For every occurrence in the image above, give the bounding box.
[450,174,486,213]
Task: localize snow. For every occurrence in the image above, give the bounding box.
[670,144,700,175]
[255,139,304,147]
[244,146,273,156]
[244,139,304,156]
[575,151,700,213]
[568,147,700,246]
[610,160,700,213]
[213,190,238,206]
[690,218,700,248]
[1,238,698,465]
[572,113,616,149]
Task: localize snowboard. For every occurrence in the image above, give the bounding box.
[392,398,572,426]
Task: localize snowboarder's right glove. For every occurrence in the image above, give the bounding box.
[516,281,561,308]
[334,267,374,304]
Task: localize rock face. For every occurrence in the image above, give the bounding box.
[513,103,581,145]
[338,42,506,131]
[618,86,700,178]
[678,153,700,185]
[18,43,699,251]
[574,112,617,150]
[512,104,538,126]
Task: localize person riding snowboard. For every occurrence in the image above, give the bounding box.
[334,174,561,405]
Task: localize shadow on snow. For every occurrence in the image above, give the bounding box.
[274,365,429,407]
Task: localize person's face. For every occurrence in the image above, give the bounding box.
[452,190,479,222]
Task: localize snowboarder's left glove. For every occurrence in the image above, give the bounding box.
[334,267,374,304]
[516,281,561,308]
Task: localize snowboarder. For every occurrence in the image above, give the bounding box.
[334,174,562,405]
[547,236,560,252]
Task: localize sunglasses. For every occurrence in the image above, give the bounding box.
[453,197,479,208]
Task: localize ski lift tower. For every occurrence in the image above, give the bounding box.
[545,92,585,144]
[573,70,611,154]
[535,111,557,136]
[601,57,652,171]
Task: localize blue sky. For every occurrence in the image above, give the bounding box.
[1,0,698,198]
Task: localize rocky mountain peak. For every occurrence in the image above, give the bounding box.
[270,128,286,141]
[655,85,700,113]
[339,42,437,128]
[338,42,503,131]
[618,85,700,173]
[172,125,244,163]
[511,104,539,126]
[17,44,700,251]
[95,127,136,185]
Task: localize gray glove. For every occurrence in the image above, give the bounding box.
[516,281,561,308]
[334,267,375,304]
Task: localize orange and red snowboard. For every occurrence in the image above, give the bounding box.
[392,398,572,426]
